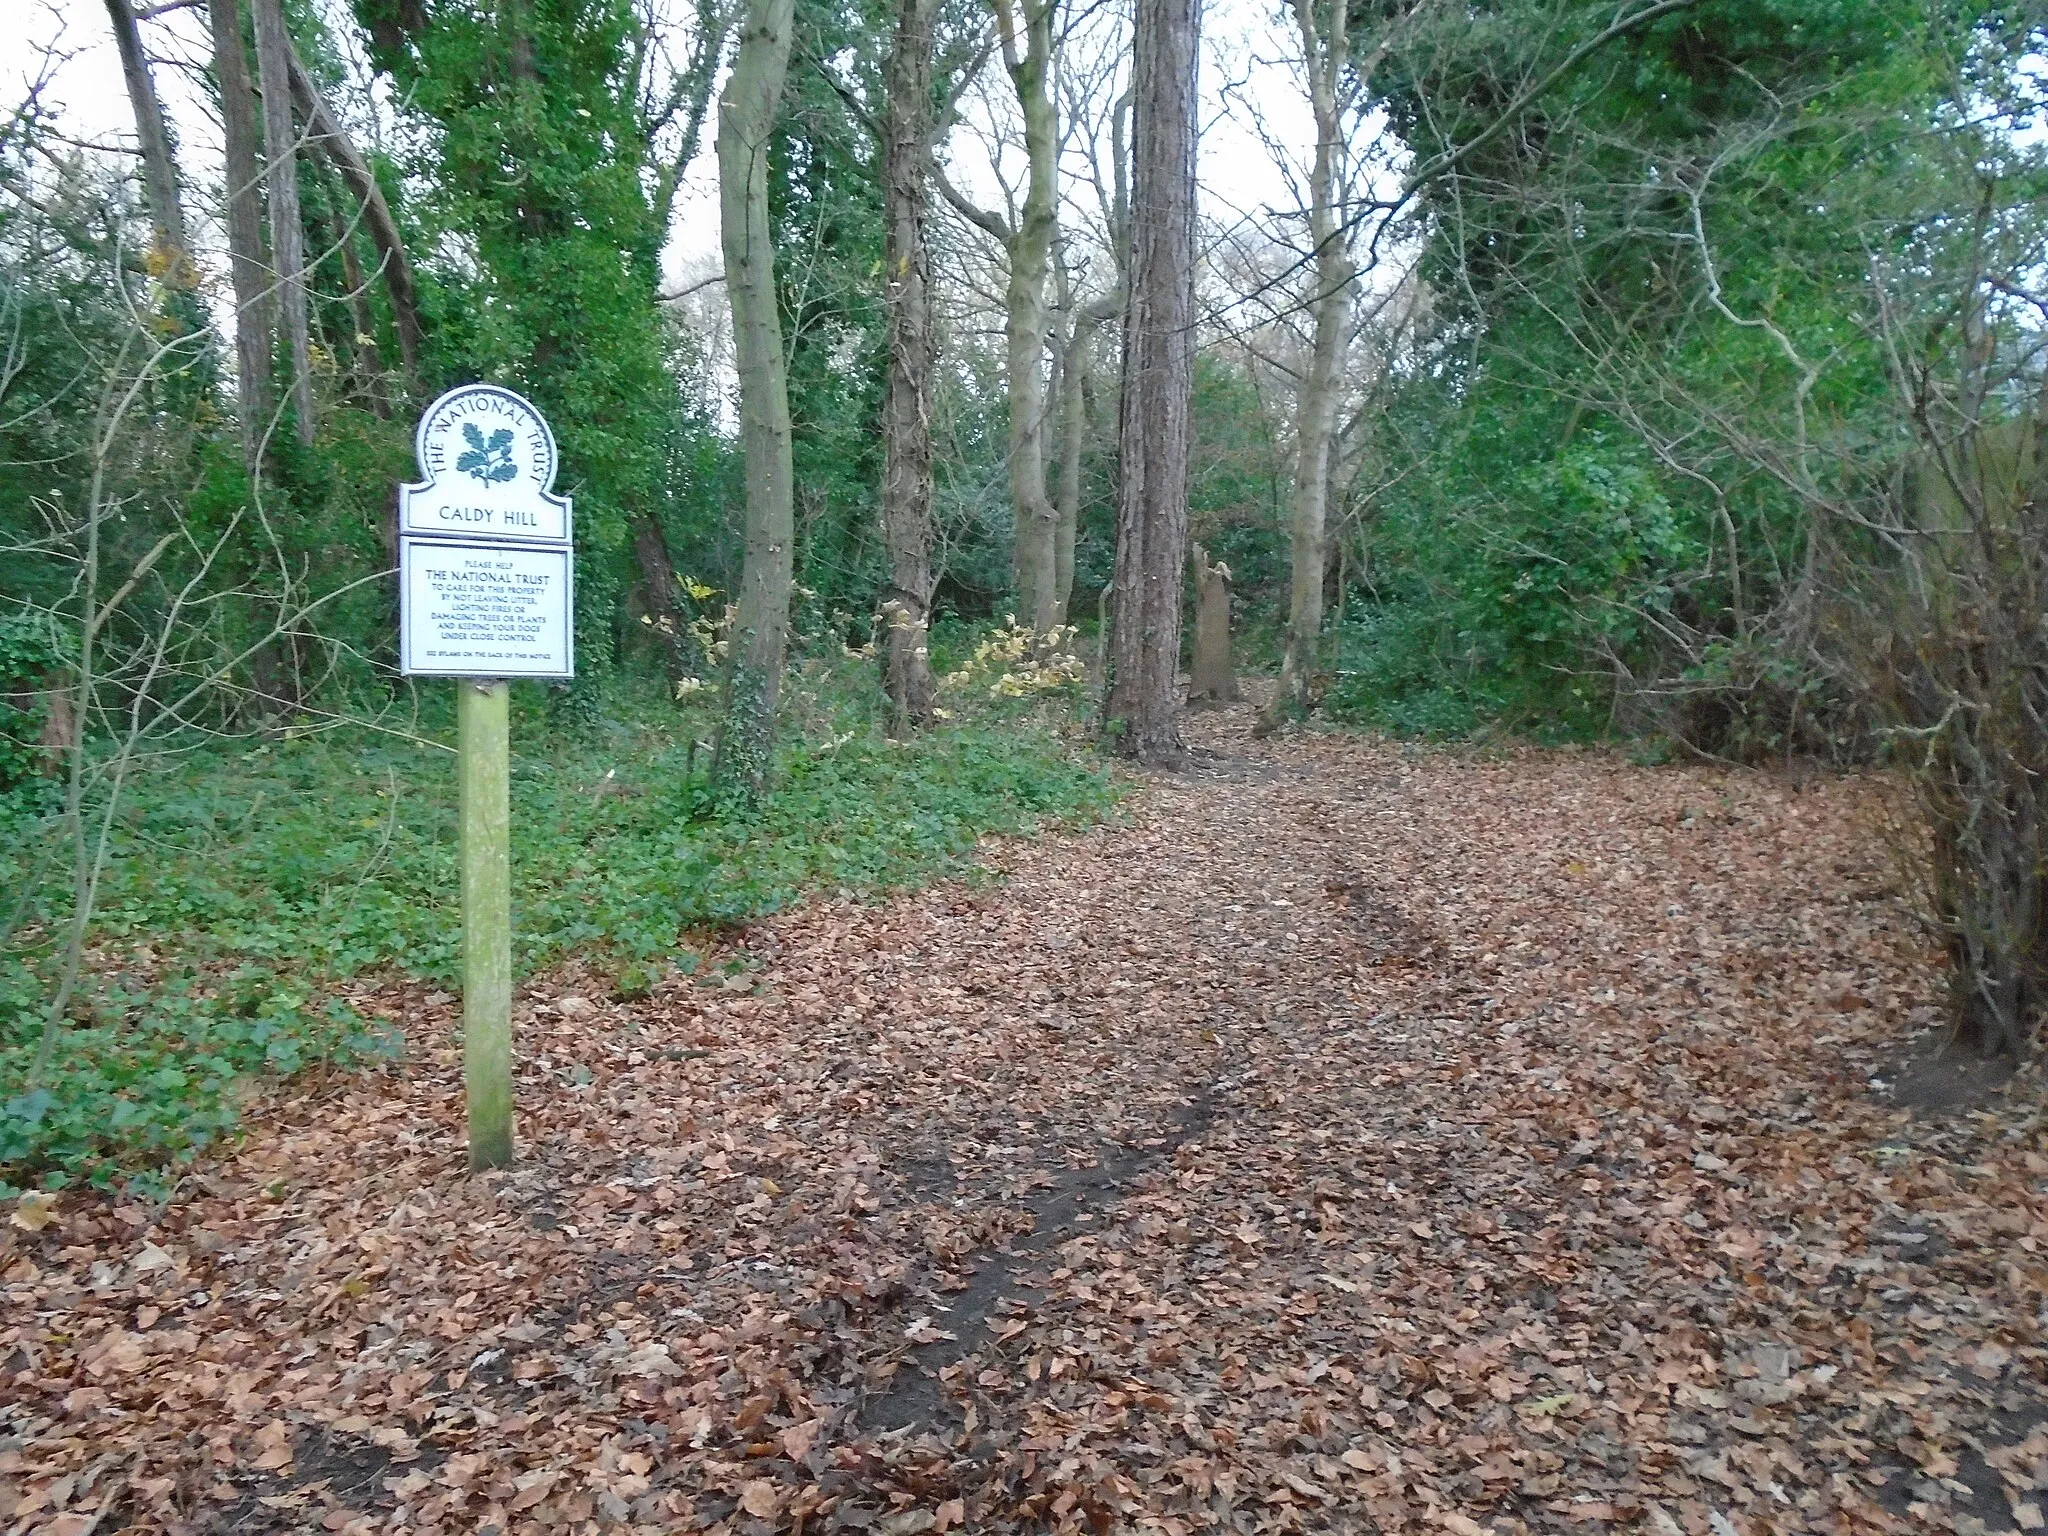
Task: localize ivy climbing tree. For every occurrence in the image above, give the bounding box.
[353,0,681,686]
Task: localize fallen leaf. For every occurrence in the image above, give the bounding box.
[780,1417,822,1461]
[11,1190,57,1231]
[621,1343,682,1378]
[1,728,2026,1536]
[510,1469,558,1510]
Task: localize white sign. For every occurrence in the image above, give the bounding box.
[397,383,575,679]
[401,542,574,679]
[399,384,571,545]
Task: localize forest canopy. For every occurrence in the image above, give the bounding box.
[5,0,2041,741]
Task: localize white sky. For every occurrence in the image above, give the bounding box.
[4,0,1341,294]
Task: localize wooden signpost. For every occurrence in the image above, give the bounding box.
[399,385,573,1170]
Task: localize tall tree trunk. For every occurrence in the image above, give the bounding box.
[1106,0,1199,767]
[104,0,191,282]
[1001,0,1060,633]
[934,2,1057,631]
[1050,94,1130,631]
[287,45,424,389]
[252,0,315,447]
[210,0,273,478]
[712,0,797,800]
[879,0,941,734]
[1264,261,1352,725]
[1050,294,1085,628]
[1263,0,1354,730]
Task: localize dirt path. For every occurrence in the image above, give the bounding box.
[7,705,2048,1536]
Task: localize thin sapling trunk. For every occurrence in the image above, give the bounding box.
[252,0,316,446]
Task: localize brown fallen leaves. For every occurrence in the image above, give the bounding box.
[4,702,2047,1535]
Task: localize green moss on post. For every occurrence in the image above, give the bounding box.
[460,679,513,1170]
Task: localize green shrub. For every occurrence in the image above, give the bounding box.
[1324,600,1498,741]
[0,611,66,813]
[1331,434,1701,741]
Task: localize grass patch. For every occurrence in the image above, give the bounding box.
[2,669,1115,1192]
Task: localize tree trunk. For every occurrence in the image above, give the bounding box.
[1106,0,1199,767]
[307,170,389,415]
[879,0,941,734]
[1188,543,1239,702]
[1264,259,1352,726]
[1050,298,1085,628]
[209,0,273,478]
[287,45,424,389]
[37,677,77,772]
[1263,0,1354,731]
[711,0,797,800]
[1050,97,1129,632]
[632,516,694,683]
[1000,0,1059,633]
[1052,249,1125,629]
[103,0,192,283]
[252,0,316,447]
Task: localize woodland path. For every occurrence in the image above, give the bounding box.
[8,701,2048,1536]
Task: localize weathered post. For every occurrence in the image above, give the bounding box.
[397,385,573,1171]
[460,678,513,1167]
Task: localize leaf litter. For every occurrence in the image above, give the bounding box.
[6,700,2048,1535]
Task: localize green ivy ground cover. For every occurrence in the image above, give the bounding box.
[0,681,1115,1193]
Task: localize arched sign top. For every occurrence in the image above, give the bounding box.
[400,383,571,546]
[414,384,558,493]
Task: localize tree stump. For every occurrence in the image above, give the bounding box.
[1189,543,1239,704]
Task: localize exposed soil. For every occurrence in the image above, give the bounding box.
[1887,1040,2021,1115]
[859,1087,1216,1437]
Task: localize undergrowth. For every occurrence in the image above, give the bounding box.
[1322,599,1614,744]
[1,664,1115,1193]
